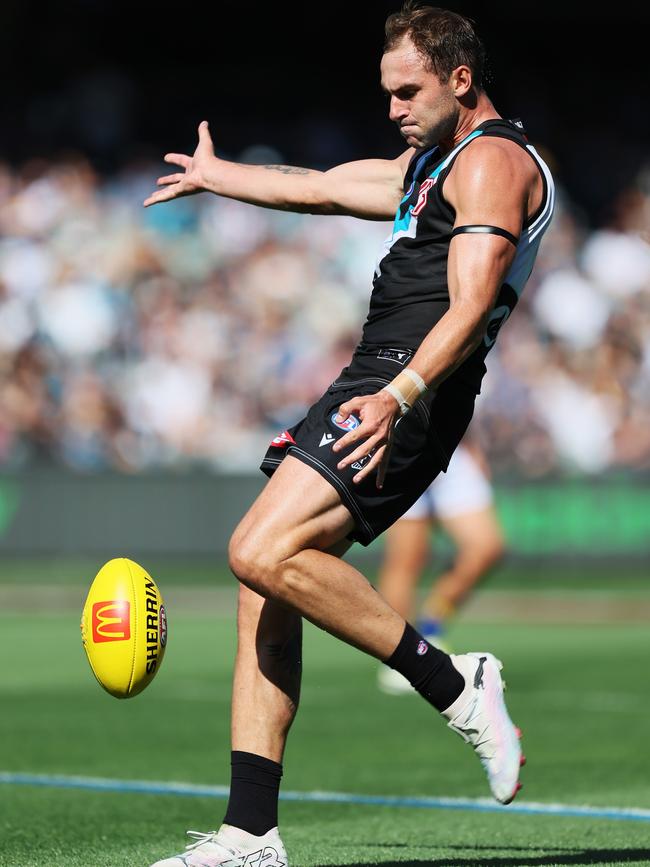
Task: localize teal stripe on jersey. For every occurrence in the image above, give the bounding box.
[391,129,484,237]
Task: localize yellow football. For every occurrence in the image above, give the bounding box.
[80,558,167,698]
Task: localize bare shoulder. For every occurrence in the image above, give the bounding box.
[445,136,536,209]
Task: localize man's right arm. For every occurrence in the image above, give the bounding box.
[144,121,414,221]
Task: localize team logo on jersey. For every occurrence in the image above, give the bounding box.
[331,412,360,432]
[410,177,437,217]
[417,640,429,656]
[269,430,296,448]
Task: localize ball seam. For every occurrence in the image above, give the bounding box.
[125,558,137,695]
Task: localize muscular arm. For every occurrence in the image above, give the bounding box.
[144,121,414,221]
[334,138,532,485]
[405,138,528,388]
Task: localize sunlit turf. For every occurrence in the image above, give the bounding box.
[4,788,650,867]
[2,595,650,866]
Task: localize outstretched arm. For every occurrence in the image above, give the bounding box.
[144,121,414,221]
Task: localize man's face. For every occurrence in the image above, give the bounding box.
[380,35,459,149]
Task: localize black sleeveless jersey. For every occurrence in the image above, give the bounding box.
[360,118,555,393]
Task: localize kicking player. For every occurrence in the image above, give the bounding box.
[144,4,554,865]
[377,441,505,694]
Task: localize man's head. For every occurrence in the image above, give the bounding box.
[381,3,487,148]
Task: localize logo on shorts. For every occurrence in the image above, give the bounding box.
[319,433,335,447]
[416,640,429,656]
[270,430,296,448]
[331,412,360,432]
[378,348,412,365]
[351,455,372,471]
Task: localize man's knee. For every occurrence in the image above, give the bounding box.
[229,529,274,594]
[229,530,310,602]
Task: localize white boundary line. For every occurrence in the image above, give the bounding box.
[2,772,650,823]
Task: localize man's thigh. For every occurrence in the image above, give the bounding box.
[232,454,356,560]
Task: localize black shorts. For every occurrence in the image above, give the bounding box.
[260,343,476,546]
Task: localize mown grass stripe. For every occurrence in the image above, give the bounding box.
[2,772,650,823]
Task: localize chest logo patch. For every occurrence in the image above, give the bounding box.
[410,177,437,217]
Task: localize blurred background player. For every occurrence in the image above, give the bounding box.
[377,437,505,694]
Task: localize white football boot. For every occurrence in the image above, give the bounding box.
[149,823,288,867]
[441,652,524,804]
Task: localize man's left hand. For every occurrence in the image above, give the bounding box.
[332,391,400,488]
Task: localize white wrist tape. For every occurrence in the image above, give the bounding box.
[382,367,428,416]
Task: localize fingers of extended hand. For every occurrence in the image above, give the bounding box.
[164,153,192,169]
[197,120,215,154]
[143,187,180,207]
[157,173,185,186]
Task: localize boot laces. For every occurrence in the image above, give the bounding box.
[185,831,239,859]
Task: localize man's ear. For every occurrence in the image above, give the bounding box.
[451,65,473,98]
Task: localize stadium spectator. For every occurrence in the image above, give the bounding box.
[0,157,648,475]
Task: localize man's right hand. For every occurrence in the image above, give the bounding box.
[143,120,215,207]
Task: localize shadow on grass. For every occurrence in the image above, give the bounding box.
[319,847,650,866]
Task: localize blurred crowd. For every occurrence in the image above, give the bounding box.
[0,155,648,477]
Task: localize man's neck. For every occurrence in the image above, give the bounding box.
[438,93,500,155]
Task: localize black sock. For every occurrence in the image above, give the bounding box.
[223,751,283,836]
[387,622,465,711]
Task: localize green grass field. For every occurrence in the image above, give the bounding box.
[1,561,650,866]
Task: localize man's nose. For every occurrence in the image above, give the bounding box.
[389,97,408,123]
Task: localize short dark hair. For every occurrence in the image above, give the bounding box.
[384,3,487,89]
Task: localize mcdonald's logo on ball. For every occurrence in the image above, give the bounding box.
[91,600,131,643]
